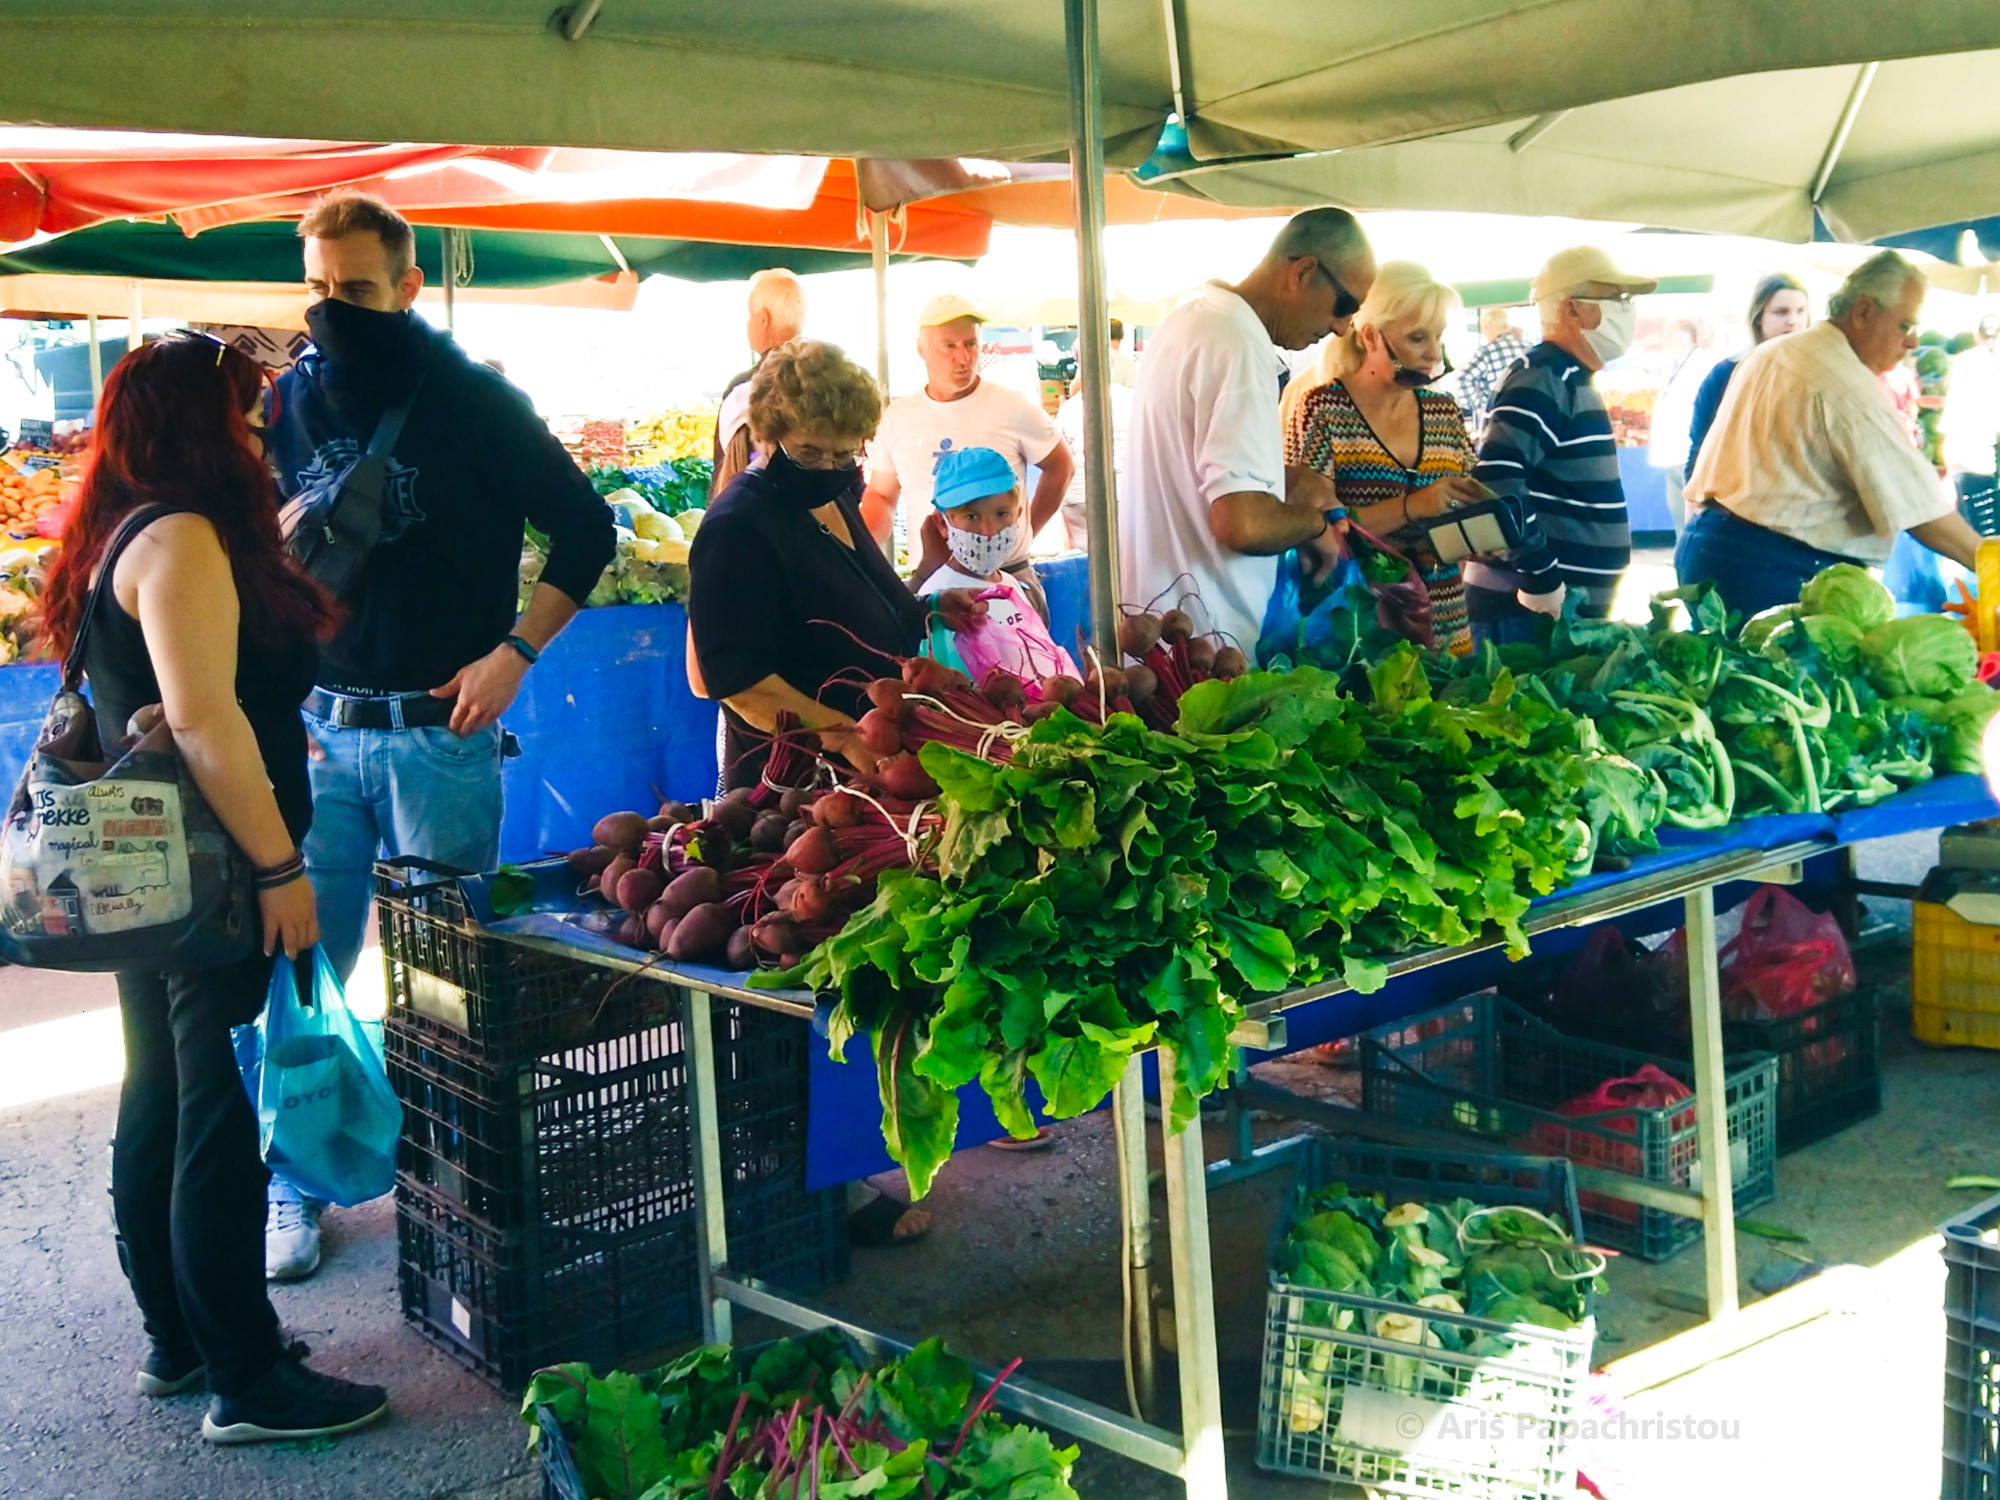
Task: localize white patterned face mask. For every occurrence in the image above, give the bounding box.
[946,519,1021,575]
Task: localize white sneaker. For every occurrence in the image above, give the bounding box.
[265,1179,323,1282]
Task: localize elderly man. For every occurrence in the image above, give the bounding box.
[1456,304,1530,437]
[712,267,804,495]
[1466,247,1658,642]
[860,294,1074,578]
[1679,251,1979,619]
[1120,208,1375,648]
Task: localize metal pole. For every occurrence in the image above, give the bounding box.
[1684,887,1739,1321]
[1065,0,1121,667]
[870,210,891,389]
[1112,1060,1158,1421]
[441,227,458,332]
[685,988,735,1345]
[1158,1049,1228,1498]
[86,313,103,402]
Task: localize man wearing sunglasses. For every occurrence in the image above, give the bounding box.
[1465,246,1657,643]
[1120,208,1376,649]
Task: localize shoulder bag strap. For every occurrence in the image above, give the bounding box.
[62,504,175,692]
[363,350,434,461]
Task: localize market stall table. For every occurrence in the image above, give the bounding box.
[453,772,1999,1498]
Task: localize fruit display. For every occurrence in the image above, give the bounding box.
[625,406,717,467]
[519,487,706,612]
[588,456,712,515]
[0,461,66,537]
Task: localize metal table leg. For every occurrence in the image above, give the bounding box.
[1683,888,1738,1321]
[1113,1059,1158,1420]
[684,986,733,1345]
[1159,1047,1229,1498]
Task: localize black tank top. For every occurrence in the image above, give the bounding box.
[82,508,319,843]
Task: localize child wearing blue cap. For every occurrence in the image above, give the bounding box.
[919,445,1078,688]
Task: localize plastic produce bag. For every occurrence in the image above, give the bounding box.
[1530,1065,1693,1229]
[1717,886,1855,1023]
[252,947,401,1206]
[1256,520,1435,666]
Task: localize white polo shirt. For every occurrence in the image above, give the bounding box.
[1119,282,1286,647]
[1685,320,1951,561]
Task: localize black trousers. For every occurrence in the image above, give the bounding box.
[112,951,285,1396]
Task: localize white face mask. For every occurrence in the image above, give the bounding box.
[1581,297,1637,364]
[946,519,1021,575]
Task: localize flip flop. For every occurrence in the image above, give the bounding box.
[988,1136,1064,1160]
[847,1192,931,1248]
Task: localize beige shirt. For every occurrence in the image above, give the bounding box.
[1684,320,1951,562]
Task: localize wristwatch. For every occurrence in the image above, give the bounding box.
[502,634,540,666]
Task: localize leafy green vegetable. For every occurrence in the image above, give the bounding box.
[1930,692,2000,774]
[1861,614,1978,699]
[1948,1174,2000,1191]
[1800,563,1895,632]
[1737,1217,1809,1243]
[489,864,537,919]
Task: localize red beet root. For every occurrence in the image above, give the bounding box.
[592,812,648,856]
[615,867,666,915]
[667,902,736,963]
[660,865,723,919]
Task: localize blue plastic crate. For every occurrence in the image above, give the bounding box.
[1360,993,1778,1261]
[1943,1191,2000,1499]
[1258,1140,1597,1500]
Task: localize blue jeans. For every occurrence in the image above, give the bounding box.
[1674,506,1860,623]
[1464,584,1548,648]
[303,716,504,985]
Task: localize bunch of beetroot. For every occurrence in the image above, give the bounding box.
[1116,607,1248,730]
[567,775,936,974]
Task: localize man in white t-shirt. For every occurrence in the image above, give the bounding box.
[711,269,804,496]
[1121,209,1376,647]
[860,293,1075,565]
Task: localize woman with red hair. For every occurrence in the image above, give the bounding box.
[41,333,387,1445]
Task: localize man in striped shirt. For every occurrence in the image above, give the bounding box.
[1465,247,1657,643]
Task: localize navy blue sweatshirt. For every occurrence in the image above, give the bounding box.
[270,303,615,694]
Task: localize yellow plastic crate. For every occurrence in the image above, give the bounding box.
[1913,868,2000,1050]
[1976,539,2000,655]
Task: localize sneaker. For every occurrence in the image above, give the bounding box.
[202,1343,387,1446]
[265,1179,323,1283]
[135,1342,205,1398]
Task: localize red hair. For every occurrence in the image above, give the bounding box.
[43,333,335,661]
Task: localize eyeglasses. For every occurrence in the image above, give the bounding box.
[1575,293,1636,307]
[184,329,282,428]
[782,442,862,470]
[1313,262,1364,321]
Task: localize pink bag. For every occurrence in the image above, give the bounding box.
[1718,887,1855,1023]
[1530,1065,1693,1228]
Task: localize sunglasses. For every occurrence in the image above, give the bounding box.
[185,330,282,429]
[1313,262,1364,321]
[1385,333,1456,389]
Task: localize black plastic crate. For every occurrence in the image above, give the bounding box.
[396,1166,846,1391]
[1960,473,2000,538]
[1513,981,1881,1155]
[375,857,674,1067]
[1361,994,1778,1262]
[1943,1192,2000,1499]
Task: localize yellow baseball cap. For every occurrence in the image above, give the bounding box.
[916,292,987,328]
[1531,246,1658,303]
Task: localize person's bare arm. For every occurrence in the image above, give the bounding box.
[860,472,901,551]
[1911,512,1982,569]
[1028,440,1074,536]
[1208,466,1333,557]
[126,514,317,955]
[722,673,877,772]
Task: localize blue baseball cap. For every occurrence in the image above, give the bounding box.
[931,445,1016,511]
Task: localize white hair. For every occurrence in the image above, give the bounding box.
[748,268,805,338]
[1828,251,1921,321]
[1266,207,1370,276]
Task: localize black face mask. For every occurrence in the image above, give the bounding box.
[765,445,862,509]
[305,295,422,372]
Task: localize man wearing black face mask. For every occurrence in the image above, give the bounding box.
[262,194,614,1279]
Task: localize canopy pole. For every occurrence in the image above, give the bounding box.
[870,210,891,388]
[1811,61,1879,207]
[128,279,142,355]
[86,313,103,403]
[441,227,458,331]
[1065,0,1120,670]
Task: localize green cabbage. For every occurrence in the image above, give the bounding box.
[1792,613,1867,672]
[1933,691,2000,774]
[1800,563,1895,631]
[1861,614,1979,699]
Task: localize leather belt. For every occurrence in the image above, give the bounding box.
[304,688,456,731]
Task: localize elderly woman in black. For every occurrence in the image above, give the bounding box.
[689,339,980,789]
[689,339,985,1245]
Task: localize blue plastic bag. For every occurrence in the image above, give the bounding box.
[252,946,401,1207]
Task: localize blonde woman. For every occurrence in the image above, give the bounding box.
[1283,262,1488,652]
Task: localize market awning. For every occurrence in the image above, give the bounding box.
[0,217,950,290]
[1140,48,2000,246]
[3,3,1995,168]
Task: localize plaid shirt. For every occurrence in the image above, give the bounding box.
[1457,332,1530,430]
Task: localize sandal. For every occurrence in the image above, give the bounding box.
[847,1191,931,1248]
